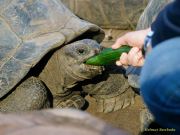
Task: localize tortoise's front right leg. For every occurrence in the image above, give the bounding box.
[0,77,50,113]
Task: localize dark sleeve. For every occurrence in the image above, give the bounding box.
[151,0,180,47]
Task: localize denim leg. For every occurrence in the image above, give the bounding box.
[140,37,180,133]
[126,66,141,89]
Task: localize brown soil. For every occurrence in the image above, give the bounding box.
[86,95,145,135]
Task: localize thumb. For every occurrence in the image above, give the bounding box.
[111,36,128,49]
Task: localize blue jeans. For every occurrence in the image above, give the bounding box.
[126,66,141,89]
[140,37,180,134]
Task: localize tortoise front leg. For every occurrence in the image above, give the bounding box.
[0,77,50,113]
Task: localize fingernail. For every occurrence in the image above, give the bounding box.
[116,61,122,66]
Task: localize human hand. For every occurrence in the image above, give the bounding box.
[111,28,150,67]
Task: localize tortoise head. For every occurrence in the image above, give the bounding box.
[61,39,104,82]
[39,39,104,95]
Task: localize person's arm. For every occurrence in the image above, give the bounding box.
[112,0,180,67]
[151,0,180,47]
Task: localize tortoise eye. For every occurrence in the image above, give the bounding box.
[77,47,87,55]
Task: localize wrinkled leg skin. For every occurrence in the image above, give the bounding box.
[0,77,50,113]
[81,65,136,113]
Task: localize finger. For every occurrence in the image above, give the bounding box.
[116,61,122,66]
[138,57,144,66]
[136,50,144,66]
[120,53,129,65]
[112,36,128,49]
[127,47,139,65]
[132,53,141,66]
[131,50,144,66]
[137,50,143,58]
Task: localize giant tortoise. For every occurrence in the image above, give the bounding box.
[0,0,135,113]
[0,0,104,112]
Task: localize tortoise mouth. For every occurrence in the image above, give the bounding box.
[78,63,104,79]
[82,50,104,73]
[82,63,104,72]
[66,63,104,81]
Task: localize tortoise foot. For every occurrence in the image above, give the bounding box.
[53,94,86,109]
[94,88,136,113]
[0,77,50,113]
